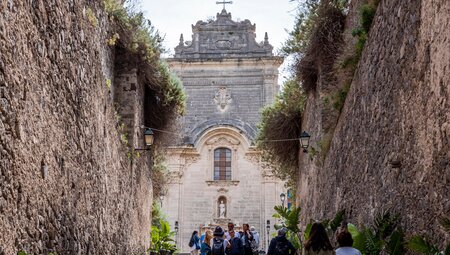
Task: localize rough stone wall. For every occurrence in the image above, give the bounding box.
[0,1,152,254]
[298,0,449,244]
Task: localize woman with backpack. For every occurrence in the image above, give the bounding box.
[303,223,334,255]
[190,230,201,255]
[211,226,229,255]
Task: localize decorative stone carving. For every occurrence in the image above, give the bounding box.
[205,180,240,186]
[216,40,232,49]
[214,87,232,112]
[173,9,274,59]
[217,187,229,193]
[206,135,240,147]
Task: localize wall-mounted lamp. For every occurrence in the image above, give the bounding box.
[135,127,154,151]
[280,193,286,209]
[299,131,311,152]
[144,128,154,146]
[175,221,179,232]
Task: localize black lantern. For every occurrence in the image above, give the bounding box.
[175,221,179,231]
[266,220,270,230]
[299,131,311,152]
[280,193,286,208]
[144,128,154,146]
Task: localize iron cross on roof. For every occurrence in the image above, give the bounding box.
[216,0,233,10]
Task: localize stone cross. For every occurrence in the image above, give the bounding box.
[216,0,233,10]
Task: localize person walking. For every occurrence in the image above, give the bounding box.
[211,226,230,255]
[190,230,201,255]
[303,223,334,255]
[267,228,296,255]
[335,231,361,255]
[201,230,214,255]
[241,224,254,255]
[250,226,260,254]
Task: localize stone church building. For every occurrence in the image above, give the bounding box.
[163,8,285,252]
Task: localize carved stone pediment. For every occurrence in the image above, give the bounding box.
[206,136,240,147]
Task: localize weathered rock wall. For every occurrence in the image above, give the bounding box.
[298,0,449,244]
[0,1,152,254]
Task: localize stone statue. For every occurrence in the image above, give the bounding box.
[219,200,226,218]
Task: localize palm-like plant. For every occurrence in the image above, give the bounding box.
[273,205,302,248]
[149,219,177,254]
[406,217,450,255]
[347,210,404,255]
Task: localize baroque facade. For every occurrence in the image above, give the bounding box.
[164,9,285,253]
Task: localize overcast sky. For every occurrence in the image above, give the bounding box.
[139,0,299,81]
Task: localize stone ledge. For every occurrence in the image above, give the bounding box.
[205,180,240,186]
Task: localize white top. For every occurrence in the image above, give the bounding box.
[336,247,362,255]
[225,231,240,241]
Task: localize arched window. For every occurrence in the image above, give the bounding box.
[214,148,231,180]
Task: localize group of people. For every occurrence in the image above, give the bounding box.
[268,222,362,255]
[190,222,362,255]
[189,223,260,255]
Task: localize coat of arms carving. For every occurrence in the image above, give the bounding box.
[214,87,232,112]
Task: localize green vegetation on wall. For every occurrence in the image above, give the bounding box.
[103,0,186,121]
[256,78,306,188]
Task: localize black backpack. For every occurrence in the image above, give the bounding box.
[188,237,194,247]
[212,238,225,255]
[274,241,290,255]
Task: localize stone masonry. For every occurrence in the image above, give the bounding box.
[298,0,449,245]
[0,1,154,254]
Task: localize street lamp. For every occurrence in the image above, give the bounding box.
[174,221,179,245]
[299,131,311,152]
[144,128,154,146]
[266,220,270,251]
[135,127,155,151]
[280,193,286,209]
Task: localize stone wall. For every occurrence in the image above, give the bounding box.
[0,1,153,254]
[167,58,281,144]
[298,0,449,244]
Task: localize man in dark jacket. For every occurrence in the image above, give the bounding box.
[241,224,254,255]
[226,230,243,255]
[267,228,297,255]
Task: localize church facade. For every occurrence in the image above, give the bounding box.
[163,8,285,253]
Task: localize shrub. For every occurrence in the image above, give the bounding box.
[348,0,380,67]
[151,146,169,199]
[295,0,347,92]
[257,78,306,188]
[332,82,350,112]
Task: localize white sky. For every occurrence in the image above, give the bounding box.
[139,0,299,82]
